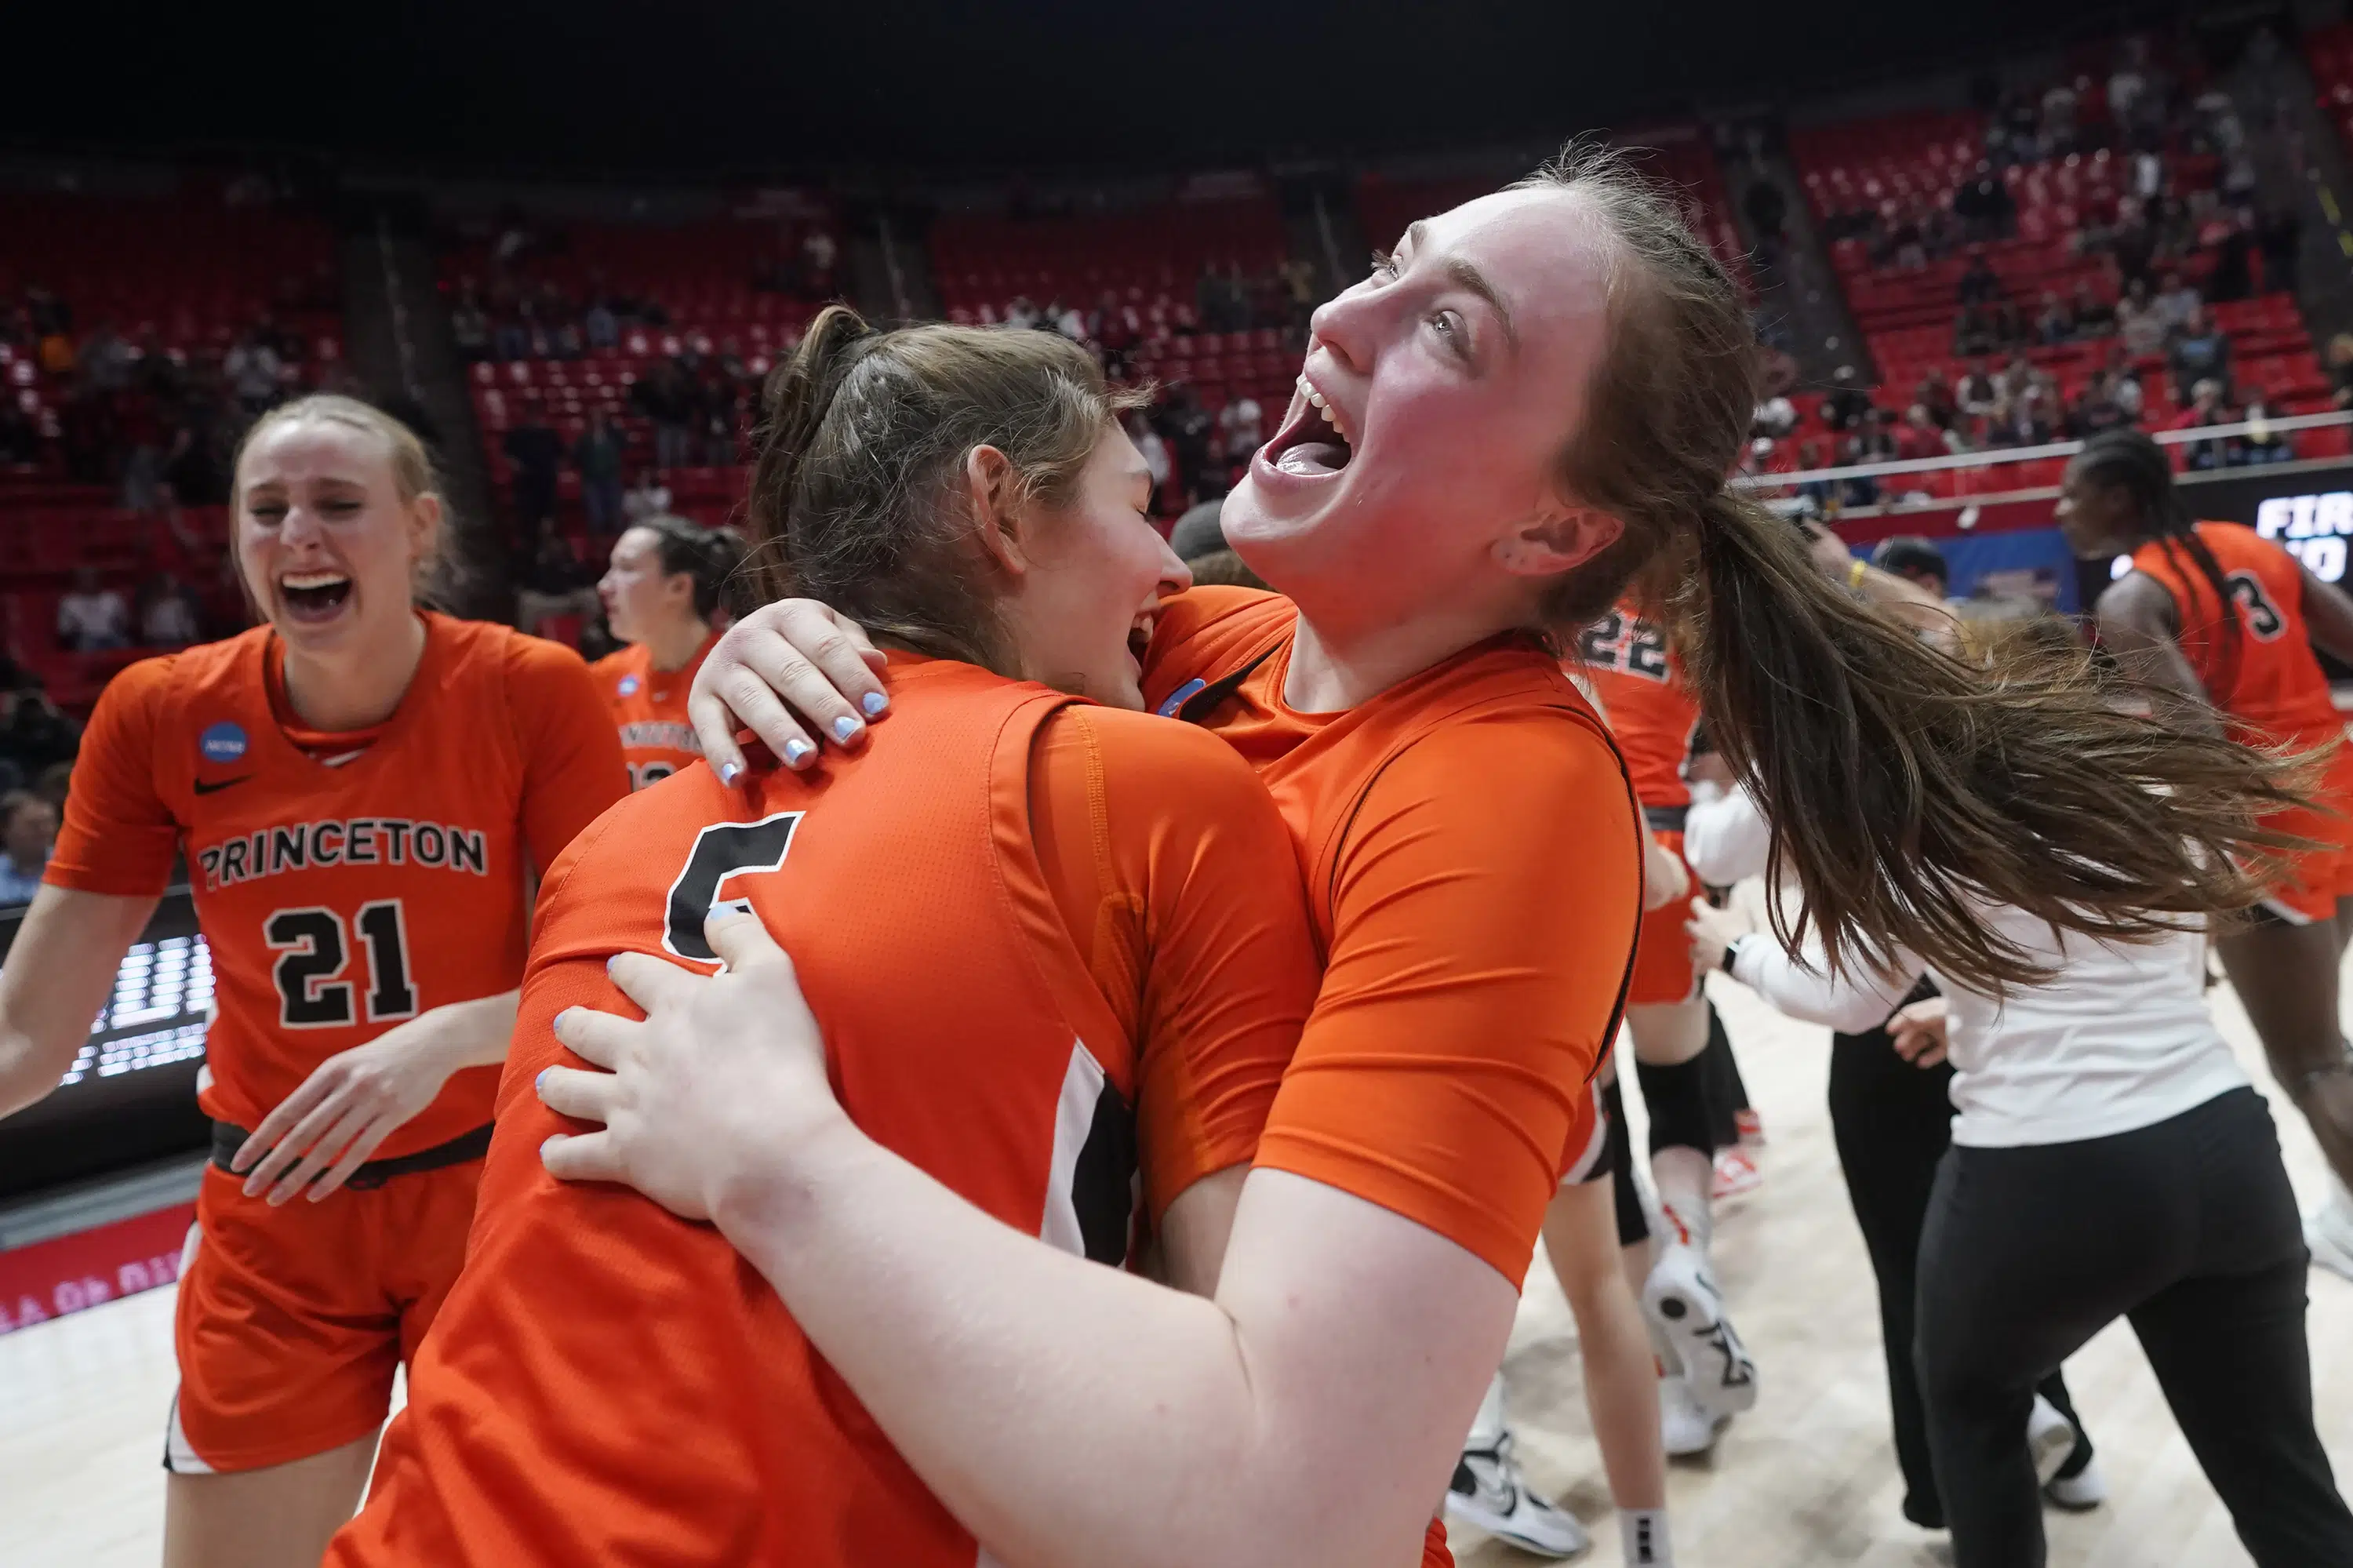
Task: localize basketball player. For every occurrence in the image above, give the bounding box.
[2056,429,2353,1258]
[557,148,2310,1568]
[0,395,626,1568]
[325,315,1326,1567]
[591,514,745,790]
[1574,604,1759,1453]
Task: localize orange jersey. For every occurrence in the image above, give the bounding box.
[2128,522,2344,748]
[1146,588,1643,1286]
[1575,604,1702,811]
[45,614,627,1159]
[589,632,715,790]
[331,654,1320,1566]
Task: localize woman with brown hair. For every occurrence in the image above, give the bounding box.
[533,147,2308,1568]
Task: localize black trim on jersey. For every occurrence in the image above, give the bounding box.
[1173,646,1282,725]
[1070,1079,1139,1265]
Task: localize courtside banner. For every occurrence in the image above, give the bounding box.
[0,1200,193,1334]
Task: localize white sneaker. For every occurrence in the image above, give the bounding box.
[2307,1180,2353,1284]
[2045,1456,2108,1511]
[2026,1395,2074,1487]
[1446,1430,1592,1558]
[1658,1372,1729,1457]
[1642,1245,1758,1420]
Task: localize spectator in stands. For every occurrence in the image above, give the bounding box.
[2172,379,2235,470]
[2068,373,2133,439]
[1913,368,1958,430]
[504,398,566,529]
[1956,249,2002,307]
[2168,304,2231,402]
[1951,162,2015,241]
[2257,203,2303,297]
[2116,279,2167,358]
[801,228,838,300]
[1820,365,1872,433]
[451,283,491,360]
[1095,290,1139,375]
[56,566,130,653]
[633,361,696,471]
[136,572,202,649]
[2238,397,2293,465]
[1159,384,1217,504]
[1218,394,1264,474]
[2072,279,2115,337]
[224,329,283,415]
[584,296,620,352]
[0,791,57,907]
[2035,290,2075,346]
[1954,303,1998,358]
[2104,347,2148,420]
[1956,359,1999,419]
[1128,413,1172,515]
[576,408,628,533]
[0,672,77,790]
[2329,334,2353,410]
[1896,404,1951,460]
[515,515,601,638]
[701,372,743,467]
[622,467,673,524]
[1853,409,1899,463]
[75,320,135,393]
[2154,272,2201,334]
[1002,296,1041,332]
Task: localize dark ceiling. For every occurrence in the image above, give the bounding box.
[6,1,2264,183]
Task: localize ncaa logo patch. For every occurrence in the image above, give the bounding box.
[198,722,249,765]
[617,675,641,697]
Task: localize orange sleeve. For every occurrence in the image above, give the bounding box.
[44,657,182,897]
[1140,584,1287,697]
[1250,710,1642,1286]
[504,634,631,876]
[1028,705,1318,1221]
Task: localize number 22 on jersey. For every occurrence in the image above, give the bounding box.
[266,900,419,1028]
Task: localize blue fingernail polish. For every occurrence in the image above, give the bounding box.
[784,738,815,766]
[717,761,742,786]
[862,691,888,717]
[535,1068,549,1093]
[832,715,861,743]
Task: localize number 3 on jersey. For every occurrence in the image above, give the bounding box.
[267,901,418,1028]
[2227,571,2288,642]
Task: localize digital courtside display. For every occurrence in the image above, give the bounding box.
[0,891,213,1201]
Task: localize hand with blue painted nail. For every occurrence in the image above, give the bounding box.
[689,599,889,784]
[539,912,842,1223]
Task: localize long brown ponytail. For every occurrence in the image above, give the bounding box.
[1518,142,2308,991]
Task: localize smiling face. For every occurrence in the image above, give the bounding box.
[995,424,1190,711]
[599,526,696,644]
[234,417,438,658]
[1223,187,1621,632]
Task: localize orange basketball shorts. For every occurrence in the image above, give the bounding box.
[1627,831,1703,1007]
[2255,737,2353,926]
[165,1159,481,1474]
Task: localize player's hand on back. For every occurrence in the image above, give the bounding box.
[231,1018,484,1205]
[691,599,890,783]
[539,911,841,1223]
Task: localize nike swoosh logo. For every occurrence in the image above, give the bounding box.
[192,776,253,795]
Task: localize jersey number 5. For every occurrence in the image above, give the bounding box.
[663,812,804,965]
[266,902,418,1028]
[2227,572,2288,642]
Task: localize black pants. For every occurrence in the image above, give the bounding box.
[1827,991,2079,1529]
[1917,1086,2353,1568]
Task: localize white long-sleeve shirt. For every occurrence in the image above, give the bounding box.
[1729,910,2246,1148]
[1701,783,2246,1147]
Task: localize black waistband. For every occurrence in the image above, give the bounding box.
[209,1119,493,1191]
[1645,804,1688,834]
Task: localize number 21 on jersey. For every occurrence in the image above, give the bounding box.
[266,901,418,1028]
